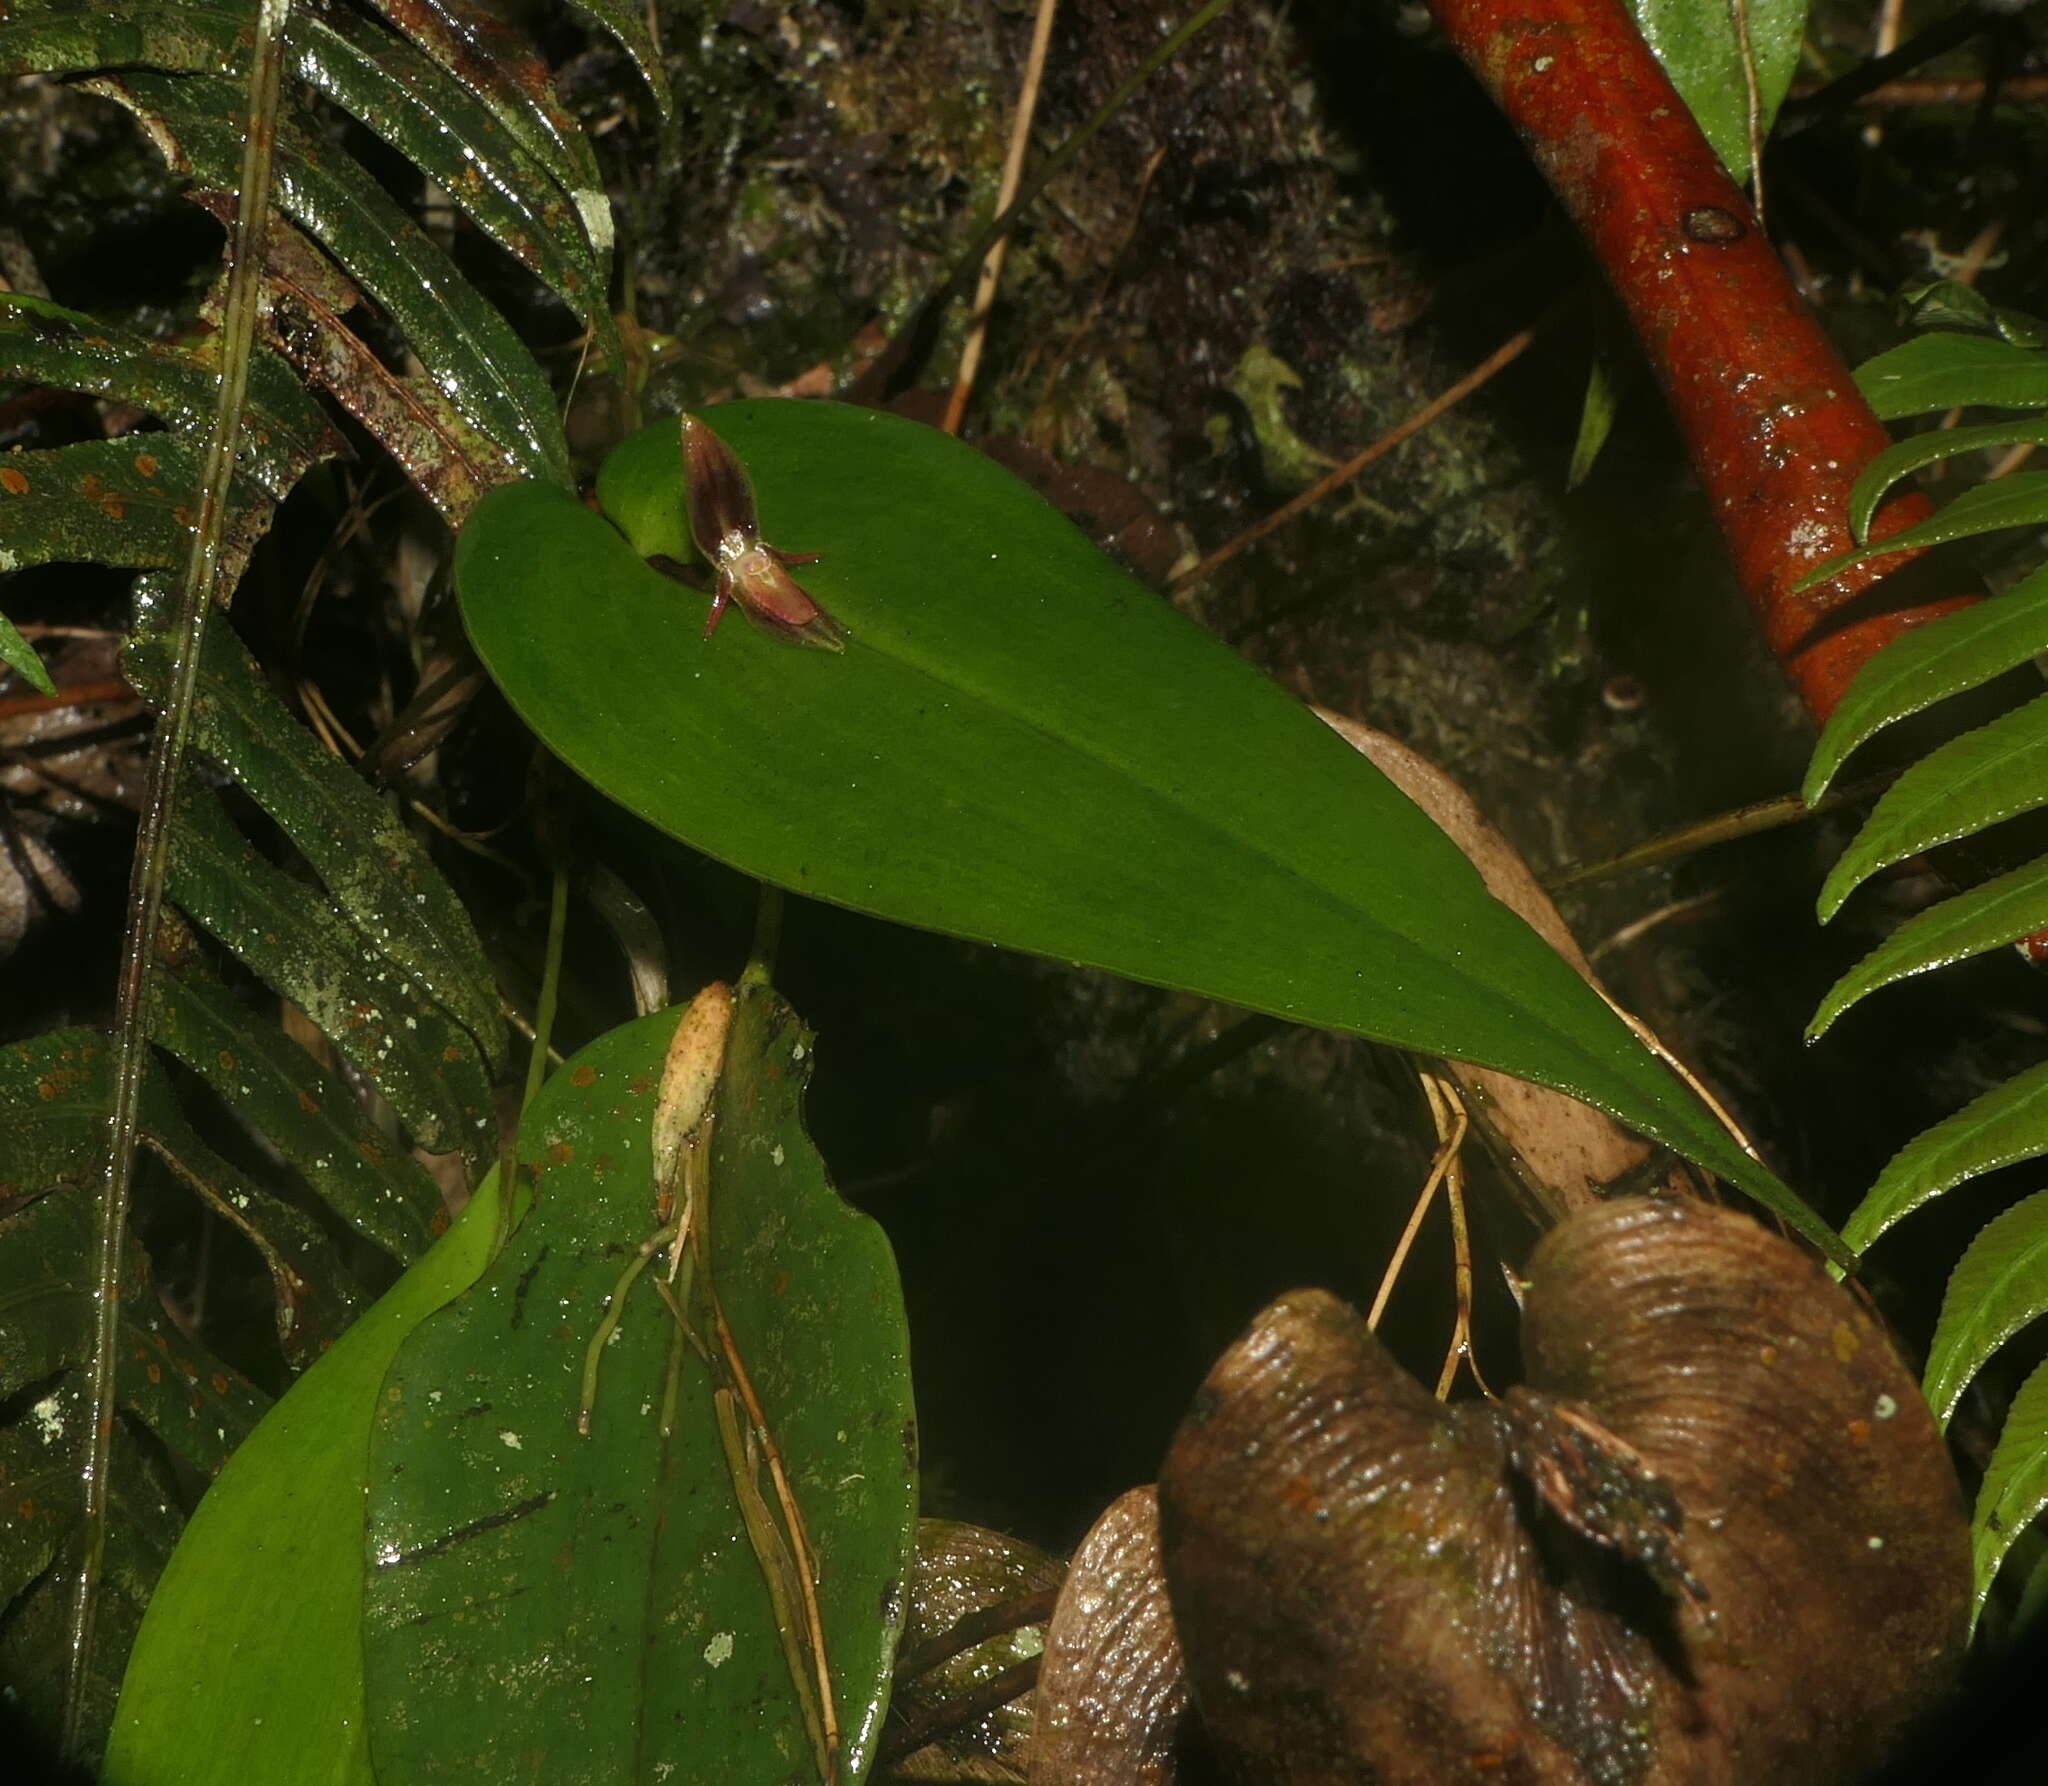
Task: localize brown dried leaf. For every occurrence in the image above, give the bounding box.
[1155,1198,1969,1786]
[1030,1487,1191,1786]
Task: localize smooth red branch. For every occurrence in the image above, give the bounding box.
[1428,0,1972,720]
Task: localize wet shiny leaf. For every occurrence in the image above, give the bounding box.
[460,400,1832,1253]
[94,69,568,483]
[1815,693,2048,924]
[1925,1186,2048,1425]
[363,987,916,1784]
[1845,1063,2048,1260]
[107,1169,514,1786]
[126,622,505,1072]
[1804,563,2048,804]
[163,782,495,1172]
[0,1030,268,1766]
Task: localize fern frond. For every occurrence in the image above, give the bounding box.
[1816,293,2048,1632]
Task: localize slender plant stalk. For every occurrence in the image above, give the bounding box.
[857,0,1238,400]
[522,865,571,1113]
[1171,305,1558,587]
[943,0,1061,434]
[945,0,1236,309]
[67,0,293,1751]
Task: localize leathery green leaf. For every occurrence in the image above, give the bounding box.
[1848,417,2048,542]
[106,1171,506,1786]
[0,1030,269,1764]
[146,960,444,1266]
[0,610,54,693]
[363,988,916,1784]
[0,291,335,500]
[361,0,611,257]
[96,69,568,484]
[460,400,1833,1253]
[1801,469,2048,591]
[164,783,496,1172]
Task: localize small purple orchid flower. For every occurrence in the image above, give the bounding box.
[680,414,847,651]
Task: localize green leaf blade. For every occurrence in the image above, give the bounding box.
[164,785,495,1171]
[1972,1354,2048,1623]
[1856,331,2048,420]
[363,991,917,1783]
[361,0,610,256]
[1805,564,2048,804]
[125,622,506,1071]
[0,292,336,500]
[294,10,621,370]
[1926,1186,2048,1427]
[1817,693,2048,921]
[107,1171,512,1786]
[1842,1061,2048,1257]
[1626,0,1807,185]
[146,964,443,1264]
[470,402,1829,1249]
[99,70,569,485]
[1810,854,2048,1036]
[0,610,55,693]
[0,1029,270,1767]
[1848,417,2048,541]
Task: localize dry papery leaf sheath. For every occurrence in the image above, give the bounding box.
[1034,1197,1968,1786]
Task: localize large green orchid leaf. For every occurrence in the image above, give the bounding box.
[362,986,917,1783]
[458,400,1831,1252]
[106,1170,512,1786]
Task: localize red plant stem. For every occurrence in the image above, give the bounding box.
[1427,0,1972,722]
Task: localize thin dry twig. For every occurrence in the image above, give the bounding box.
[944,0,1061,435]
[1169,307,1556,587]
[1367,1069,1469,1334]
[1418,1073,1481,1399]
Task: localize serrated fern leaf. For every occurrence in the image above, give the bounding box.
[1812,854,2048,1038]
[1816,693,2048,922]
[1805,564,2048,803]
[0,1030,270,1761]
[1841,1063,2048,1258]
[1818,296,2048,1632]
[1803,469,2048,589]
[123,620,505,1070]
[1971,1354,2048,1626]
[1925,1187,2048,1425]
[1849,419,2048,541]
[1857,330,2048,420]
